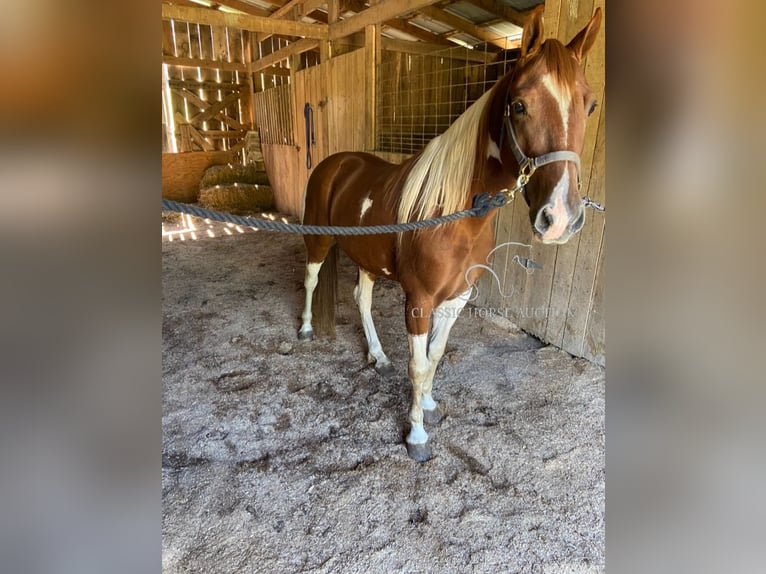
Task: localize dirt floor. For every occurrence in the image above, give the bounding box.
[162,213,605,574]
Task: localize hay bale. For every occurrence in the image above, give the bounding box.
[199,184,274,213]
[200,163,270,189]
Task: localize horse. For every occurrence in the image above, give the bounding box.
[298,7,602,461]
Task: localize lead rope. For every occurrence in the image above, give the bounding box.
[303,103,315,170]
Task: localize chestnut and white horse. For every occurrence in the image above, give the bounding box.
[299,7,602,461]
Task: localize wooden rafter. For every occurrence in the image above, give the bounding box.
[162,4,328,39]
[209,0,272,18]
[251,38,320,71]
[418,5,518,49]
[163,55,249,73]
[329,0,441,40]
[270,0,309,19]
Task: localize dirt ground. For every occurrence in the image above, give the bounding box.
[162,214,605,574]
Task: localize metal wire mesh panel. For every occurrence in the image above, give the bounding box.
[376,45,518,154]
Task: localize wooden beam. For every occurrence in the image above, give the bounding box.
[211,0,271,18]
[329,0,441,40]
[270,0,309,19]
[365,1,381,150]
[461,0,529,28]
[162,4,328,39]
[168,78,244,90]
[418,5,517,50]
[163,55,249,73]
[380,36,493,62]
[252,38,320,71]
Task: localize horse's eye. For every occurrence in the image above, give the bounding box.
[512,100,526,116]
[588,101,598,116]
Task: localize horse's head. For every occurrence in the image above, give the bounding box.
[505,7,602,244]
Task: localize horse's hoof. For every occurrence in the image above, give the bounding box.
[297,329,314,341]
[406,441,433,462]
[374,361,395,377]
[423,408,443,426]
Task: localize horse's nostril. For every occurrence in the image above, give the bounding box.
[536,206,554,233]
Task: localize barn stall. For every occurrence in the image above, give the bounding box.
[162,1,605,572]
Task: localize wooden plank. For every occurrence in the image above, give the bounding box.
[365,20,381,151]
[418,6,519,50]
[582,232,605,364]
[561,98,605,355]
[252,38,320,72]
[212,0,271,18]
[187,91,242,124]
[270,0,308,19]
[163,55,249,73]
[543,82,603,344]
[261,144,303,216]
[187,123,215,150]
[162,4,328,39]
[168,78,243,90]
[329,0,441,40]
[162,20,176,57]
[171,88,206,110]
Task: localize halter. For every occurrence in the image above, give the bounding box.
[498,103,582,200]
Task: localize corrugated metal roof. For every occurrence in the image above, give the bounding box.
[408,16,455,36]
[381,27,420,42]
[485,21,523,39]
[444,2,495,24]
[449,32,483,48]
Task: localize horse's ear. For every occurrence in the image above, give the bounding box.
[520,5,545,60]
[567,7,602,63]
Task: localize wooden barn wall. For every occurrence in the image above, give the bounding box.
[256,49,367,217]
[162,19,253,157]
[474,0,605,365]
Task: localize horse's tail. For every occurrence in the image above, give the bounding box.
[313,243,338,338]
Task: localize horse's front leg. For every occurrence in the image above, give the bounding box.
[404,296,434,462]
[421,288,472,425]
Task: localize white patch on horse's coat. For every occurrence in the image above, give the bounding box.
[360,197,373,220]
[354,271,390,368]
[421,394,437,411]
[543,168,571,241]
[487,137,502,162]
[408,423,428,445]
[406,333,430,445]
[299,262,322,334]
[398,89,495,224]
[542,73,571,141]
[381,267,391,276]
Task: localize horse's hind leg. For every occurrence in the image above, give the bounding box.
[353,269,394,376]
[298,235,333,340]
[421,288,472,424]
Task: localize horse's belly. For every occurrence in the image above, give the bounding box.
[336,235,398,281]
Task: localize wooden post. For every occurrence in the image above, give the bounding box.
[364,12,381,152]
